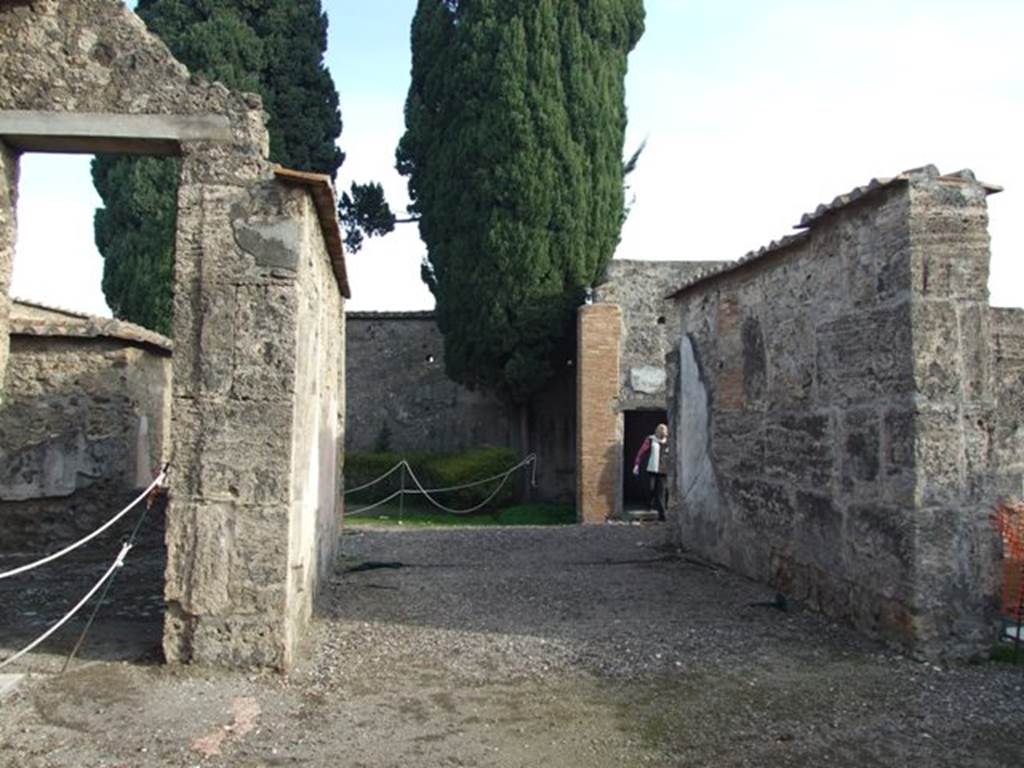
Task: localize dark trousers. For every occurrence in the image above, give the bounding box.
[647,471,667,520]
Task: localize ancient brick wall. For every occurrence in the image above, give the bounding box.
[991,308,1024,499]
[0,303,172,551]
[577,304,623,523]
[345,312,513,455]
[668,167,1004,658]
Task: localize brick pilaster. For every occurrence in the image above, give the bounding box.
[577,303,623,523]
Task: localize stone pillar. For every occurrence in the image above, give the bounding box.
[905,169,1001,655]
[0,140,17,400]
[577,303,623,523]
[163,136,334,669]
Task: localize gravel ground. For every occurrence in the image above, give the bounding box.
[1,523,1022,767]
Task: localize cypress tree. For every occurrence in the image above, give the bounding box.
[91,0,343,335]
[397,0,645,404]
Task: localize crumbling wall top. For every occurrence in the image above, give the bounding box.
[9,298,173,353]
[0,0,268,155]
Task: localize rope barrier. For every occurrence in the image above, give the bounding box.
[343,454,538,518]
[345,488,406,517]
[342,461,405,496]
[61,467,169,675]
[0,543,131,672]
[0,472,166,581]
[402,461,517,515]
[403,454,538,495]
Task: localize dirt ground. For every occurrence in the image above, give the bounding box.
[1,524,1022,767]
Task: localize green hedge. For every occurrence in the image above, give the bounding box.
[344,446,520,510]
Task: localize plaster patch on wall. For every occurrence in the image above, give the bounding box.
[233,218,301,271]
[630,365,666,394]
[676,335,721,516]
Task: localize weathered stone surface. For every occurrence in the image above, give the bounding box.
[844,504,913,597]
[674,336,725,557]
[840,410,881,495]
[595,259,721,406]
[989,308,1024,498]
[793,491,844,572]
[0,141,16,400]
[764,412,835,489]
[166,188,345,669]
[815,305,914,403]
[629,365,666,394]
[0,110,233,154]
[0,0,347,670]
[911,301,963,401]
[668,168,1004,658]
[345,312,513,456]
[0,305,171,549]
[0,1,268,154]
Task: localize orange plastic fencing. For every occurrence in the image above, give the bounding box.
[994,501,1024,620]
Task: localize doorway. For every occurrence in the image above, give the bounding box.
[623,409,666,511]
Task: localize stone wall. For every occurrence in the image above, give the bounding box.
[596,260,719,411]
[0,141,16,400]
[991,308,1024,499]
[345,312,512,455]
[527,370,576,503]
[574,259,721,521]
[0,302,171,550]
[164,178,346,669]
[668,166,1005,658]
[1,0,348,669]
[285,193,345,657]
[345,313,580,502]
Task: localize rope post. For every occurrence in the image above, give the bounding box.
[399,462,406,523]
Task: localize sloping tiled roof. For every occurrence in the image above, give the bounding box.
[9,298,173,352]
[667,166,1002,300]
[346,310,436,321]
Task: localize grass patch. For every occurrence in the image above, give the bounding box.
[345,500,575,528]
[989,640,1024,665]
[344,447,520,509]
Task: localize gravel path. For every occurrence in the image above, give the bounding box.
[1,523,1022,767]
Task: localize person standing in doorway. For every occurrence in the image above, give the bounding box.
[632,423,669,521]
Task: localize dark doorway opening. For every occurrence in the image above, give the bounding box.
[623,409,667,509]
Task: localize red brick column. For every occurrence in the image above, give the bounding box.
[577,303,623,523]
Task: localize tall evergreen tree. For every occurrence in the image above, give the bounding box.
[397,0,645,405]
[91,0,343,335]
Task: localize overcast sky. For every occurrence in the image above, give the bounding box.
[11,0,1023,316]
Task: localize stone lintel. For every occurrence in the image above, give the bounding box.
[0,111,232,155]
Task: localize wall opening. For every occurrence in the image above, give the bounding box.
[1,150,173,666]
[622,409,666,510]
[11,154,110,317]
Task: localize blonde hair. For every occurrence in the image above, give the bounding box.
[655,423,668,439]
